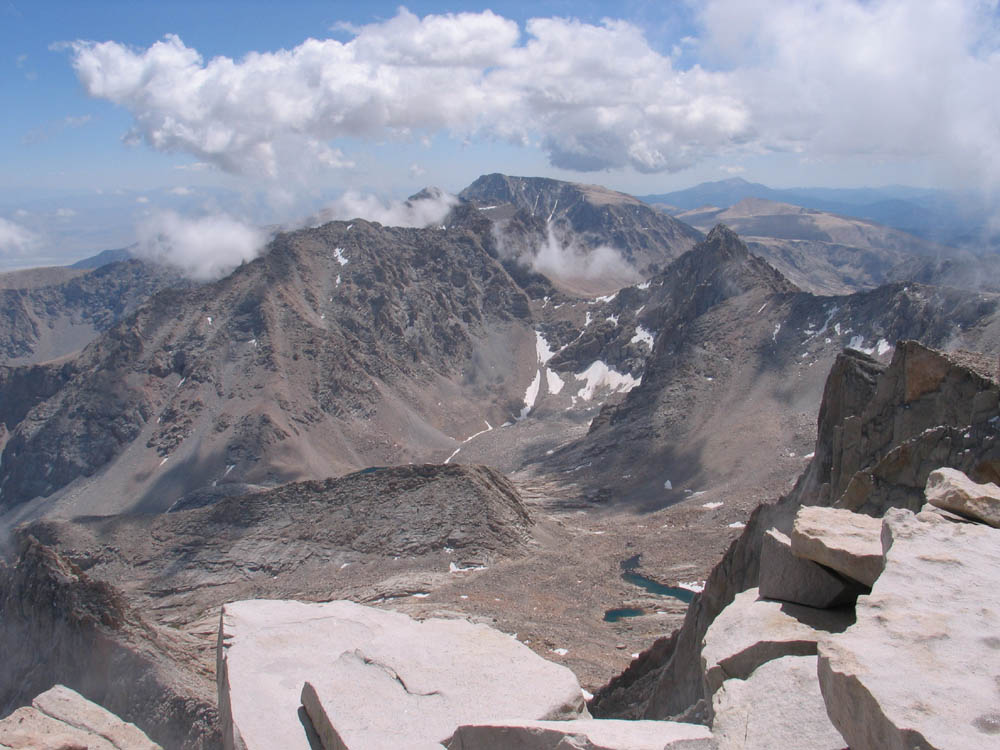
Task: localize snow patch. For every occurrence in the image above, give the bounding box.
[702,501,723,509]
[606,314,619,325]
[630,325,655,349]
[333,247,349,265]
[757,302,767,314]
[728,521,746,529]
[876,338,892,356]
[677,581,705,593]
[450,562,487,573]
[546,368,564,395]
[772,323,781,342]
[519,370,542,419]
[574,360,640,401]
[551,648,569,656]
[663,480,673,490]
[535,331,555,365]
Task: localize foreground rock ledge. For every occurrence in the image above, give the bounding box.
[445,718,714,749]
[218,599,588,750]
[818,509,1000,750]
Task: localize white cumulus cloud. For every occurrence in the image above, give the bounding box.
[0,218,40,257]
[136,211,266,281]
[62,3,1000,190]
[64,9,745,179]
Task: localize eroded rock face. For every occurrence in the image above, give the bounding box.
[0,684,161,750]
[925,466,1000,528]
[445,718,714,750]
[218,599,588,750]
[0,537,218,750]
[791,506,884,586]
[817,509,1000,750]
[711,655,845,750]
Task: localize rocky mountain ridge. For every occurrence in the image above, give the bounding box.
[461,173,703,292]
[0,259,183,365]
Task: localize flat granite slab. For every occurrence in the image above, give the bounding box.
[445,718,714,750]
[218,599,587,750]
[818,509,1000,750]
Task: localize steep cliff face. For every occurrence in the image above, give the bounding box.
[591,342,1000,721]
[0,536,219,750]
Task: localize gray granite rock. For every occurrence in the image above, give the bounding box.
[925,466,1000,528]
[758,527,865,608]
[30,685,160,750]
[818,508,1000,750]
[0,686,163,750]
[701,588,853,695]
[445,718,715,749]
[218,599,587,750]
[712,655,845,750]
[791,506,884,586]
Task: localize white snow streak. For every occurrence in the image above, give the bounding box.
[535,330,555,364]
[444,420,494,463]
[334,247,349,265]
[519,370,542,419]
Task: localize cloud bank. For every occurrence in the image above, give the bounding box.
[135,211,266,280]
[65,2,1000,190]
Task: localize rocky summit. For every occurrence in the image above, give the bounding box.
[2,173,999,750]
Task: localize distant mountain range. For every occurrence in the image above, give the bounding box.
[640,177,996,251]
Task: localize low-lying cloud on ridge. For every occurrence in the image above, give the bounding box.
[63,2,1000,191]
[314,189,458,228]
[135,211,266,281]
[133,190,458,280]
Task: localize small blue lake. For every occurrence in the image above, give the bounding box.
[603,555,696,622]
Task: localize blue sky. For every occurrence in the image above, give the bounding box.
[4,1,1000,267]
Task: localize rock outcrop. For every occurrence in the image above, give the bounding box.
[758,527,864,608]
[700,588,851,694]
[0,684,161,750]
[591,342,1000,724]
[925,466,1000,527]
[818,507,1000,749]
[218,599,588,750]
[790,506,884,586]
[711,655,844,750]
[0,537,217,750]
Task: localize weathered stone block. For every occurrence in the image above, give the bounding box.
[791,506,884,585]
[759,527,865,608]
